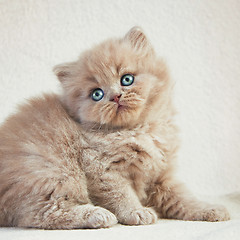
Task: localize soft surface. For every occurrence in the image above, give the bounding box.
[0,195,240,240]
[0,0,240,239]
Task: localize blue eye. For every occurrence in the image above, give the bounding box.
[121,74,134,86]
[91,88,104,101]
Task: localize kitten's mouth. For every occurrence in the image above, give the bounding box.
[116,103,127,113]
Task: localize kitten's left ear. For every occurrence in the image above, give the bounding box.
[53,62,76,83]
[124,26,153,54]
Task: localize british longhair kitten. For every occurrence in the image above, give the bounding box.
[0,27,230,229]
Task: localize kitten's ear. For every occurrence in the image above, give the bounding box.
[53,62,76,83]
[124,26,152,54]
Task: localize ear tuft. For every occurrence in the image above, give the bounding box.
[124,26,150,52]
[53,62,75,83]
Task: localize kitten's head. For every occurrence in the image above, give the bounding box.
[54,27,171,128]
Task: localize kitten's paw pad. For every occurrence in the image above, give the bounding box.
[200,206,230,222]
[124,207,157,225]
[86,207,118,228]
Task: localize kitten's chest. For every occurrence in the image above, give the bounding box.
[107,131,166,177]
[81,127,168,203]
[84,127,167,182]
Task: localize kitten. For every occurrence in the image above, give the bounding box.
[0,27,230,229]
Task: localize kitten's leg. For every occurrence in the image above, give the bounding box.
[147,177,230,221]
[88,173,157,225]
[18,202,117,229]
[11,178,117,229]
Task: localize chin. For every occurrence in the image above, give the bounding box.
[109,107,143,128]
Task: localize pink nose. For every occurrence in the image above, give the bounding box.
[112,94,122,103]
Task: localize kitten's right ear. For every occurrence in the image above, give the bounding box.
[53,62,76,83]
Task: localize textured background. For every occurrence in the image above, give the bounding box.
[0,0,239,197]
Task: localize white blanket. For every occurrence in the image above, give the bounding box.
[0,194,240,240]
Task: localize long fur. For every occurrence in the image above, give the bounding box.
[0,27,229,229]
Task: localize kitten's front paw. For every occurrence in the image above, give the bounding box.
[120,207,157,225]
[199,205,230,222]
[85,207,118,228]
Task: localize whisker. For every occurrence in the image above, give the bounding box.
[120,93,144,107]
[101,104,116,125]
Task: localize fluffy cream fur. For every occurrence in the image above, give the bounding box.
[0,27,230,229]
